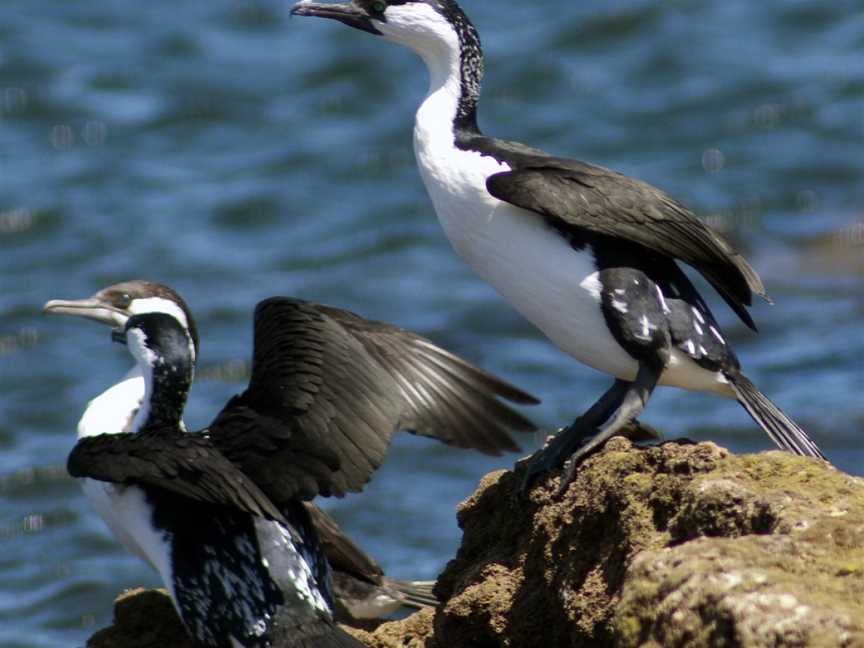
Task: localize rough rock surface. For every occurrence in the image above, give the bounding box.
[87,588,193,648]
[86,439,864,647]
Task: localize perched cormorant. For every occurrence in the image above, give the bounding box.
[44,281,446,621]
[45,282,538,645]
[292,0,826,490]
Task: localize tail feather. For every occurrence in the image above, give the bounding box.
[277,617,366,648]
[387,578,438,609]
[727,373,825,460]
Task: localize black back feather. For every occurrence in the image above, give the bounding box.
[457,133,768,332]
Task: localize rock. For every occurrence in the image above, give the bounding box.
[346,608,435,648]
[363,439,864,648]
[86,440,864,647]
[86,588,193,648]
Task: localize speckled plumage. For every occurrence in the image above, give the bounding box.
[50,283,536,644]
[68,311,362,648]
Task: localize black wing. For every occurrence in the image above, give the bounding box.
[67,430,285,522]
[208,298,538,504]
[207,298,400,502]
[318,304,538,449]
[480,141,768,331]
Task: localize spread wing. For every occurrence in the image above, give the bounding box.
[67,431,284,522]
[485,155,769,331]
[318,304,538,449]
[208,297,538,504]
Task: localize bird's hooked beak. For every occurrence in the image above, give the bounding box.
[43,297,129,328]
[44,296,131,347]
[290,1,382,35]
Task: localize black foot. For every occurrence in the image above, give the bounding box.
[518,416,600,495]
[519,363,663,497]
[619,419,663,444]
[518,418,662,496]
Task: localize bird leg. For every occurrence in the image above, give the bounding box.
[519,379,628,491]
[521,362,661,494]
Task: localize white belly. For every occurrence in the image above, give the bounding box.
[448,198,638,379]
[81,479,174,595]
[80,479,151,564]
[415,142,639,380]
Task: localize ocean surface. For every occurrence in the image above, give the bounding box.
[0,0,861,645]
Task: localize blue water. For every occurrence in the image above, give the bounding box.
[0,1,861,645]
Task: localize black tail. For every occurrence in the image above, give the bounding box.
[279,617,366,648]
[727,373,826,460]
[387,578,438,609]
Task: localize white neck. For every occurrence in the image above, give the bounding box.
[77,358,190,439]
[413,41,463,159]
[402,30,645,387]
[410,41,510,266]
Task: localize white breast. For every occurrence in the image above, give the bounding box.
[85,480,174,592]
[413,97,737,397]
[413,124,639,380]
[76,368,170,568]
[78,479,157,566]
[77,369,145,440]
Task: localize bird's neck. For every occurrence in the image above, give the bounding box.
[413,17,483,153]
[416,51,478,132]
[133,357,191,433]
[412,41,499,218]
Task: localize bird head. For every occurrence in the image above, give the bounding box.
[44,280,199,361]
[292,0,477,61]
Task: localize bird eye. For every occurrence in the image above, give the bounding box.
[116,293,132,309]
[370,1,386,14]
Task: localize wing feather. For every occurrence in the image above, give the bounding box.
[67,431,284,522]
[303,503,384,584]
[485,156,768,331]
[208,298,401,502]
[207,298,538,503]
[322,306,538,451]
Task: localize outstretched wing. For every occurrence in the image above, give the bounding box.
[207,298,402,502]
[67,430,284,522]
[319,304,538,450]
[483,150,768,331]
[208,298,538,504]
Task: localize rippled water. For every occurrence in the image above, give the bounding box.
[0,0,861,645]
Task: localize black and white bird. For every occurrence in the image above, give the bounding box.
[45,281,537,646]
[43,281,455,621]
[292,0,827,486]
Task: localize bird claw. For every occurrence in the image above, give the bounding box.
[517,420,598,496]
[517,419,663,497]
